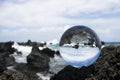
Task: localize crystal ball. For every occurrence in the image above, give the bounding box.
[59,25,101,67]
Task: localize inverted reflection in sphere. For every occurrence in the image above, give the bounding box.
[59,26,101,67]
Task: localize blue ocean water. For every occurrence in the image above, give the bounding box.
[105,42,120,46]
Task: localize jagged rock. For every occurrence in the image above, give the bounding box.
[18,40,46,47]
[51,46,120,80]
[0,42,15,74]
[0,55,15,75]
[0,70,28,80]
[27,45,50,72]
[91,46,120,80]
[0,41,15,54]
[101,41,105,45]
[55,51,60,56]
[16,51,22,55]
[42,48,56,58]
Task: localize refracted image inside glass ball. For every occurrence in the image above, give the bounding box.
[59,26,101,67]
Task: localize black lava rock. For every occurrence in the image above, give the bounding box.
[5,56,15,67]
[50,65,95,80]
[51,46,120,80]
[0,41,15,54]
[42,48,56,58]
[0,42,15,74]
[27,45,50,72]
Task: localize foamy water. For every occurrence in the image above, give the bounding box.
[12,42,32,63]
[12,42,46,63]
[37,72,52,80]
[11,42,101,79]
[11,42,67,80]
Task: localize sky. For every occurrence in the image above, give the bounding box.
[0,0,120,42]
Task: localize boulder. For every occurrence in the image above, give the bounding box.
[50,65,95,80]
[42,48,56,58]
[0,41,15,54]
[55,51,60,56]
[27,45,50,72]
[101,41,105,45]
[0,42,15,74]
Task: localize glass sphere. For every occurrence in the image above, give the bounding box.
[59,26,101,67]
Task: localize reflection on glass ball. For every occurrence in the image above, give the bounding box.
[59,25,101,67]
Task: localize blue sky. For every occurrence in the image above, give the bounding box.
[0,0,120,42]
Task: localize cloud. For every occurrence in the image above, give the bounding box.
[0,26,71,42]
[0,0,120,27]
[64,0,120,17]
[0,0,120,42]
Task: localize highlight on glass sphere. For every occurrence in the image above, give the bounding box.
[59,25,101,67]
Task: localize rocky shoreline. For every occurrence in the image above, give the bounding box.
[0,41,120,80]
[51,46,120,80]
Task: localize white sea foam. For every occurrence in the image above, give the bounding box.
[7,66,14,70]
[12,42,46,63]
[12,42,32,53]
[37,72,52,80]
[12,42,32,63]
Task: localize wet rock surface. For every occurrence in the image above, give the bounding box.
[27,45,50,72]
[42,48,56,58]
[51,46,120,80]
[0,42,15,74]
